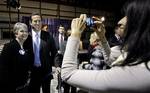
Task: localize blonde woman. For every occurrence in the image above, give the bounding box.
[1,22,32,93]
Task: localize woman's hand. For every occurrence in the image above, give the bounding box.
[92,17,106,42]
[71,14,87,38]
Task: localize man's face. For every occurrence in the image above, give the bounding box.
[117,24,125,37]
[31,15,42,31]
[115,25,125,37]
[117,16,127,37]
[58,26,65,34]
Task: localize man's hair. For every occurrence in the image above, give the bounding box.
[57,24,64,29]
[30,12,41,21]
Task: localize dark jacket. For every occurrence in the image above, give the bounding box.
[53,33,67,67]
[108,35,123,47]
[24,31,57,78]
[0,39,32,92]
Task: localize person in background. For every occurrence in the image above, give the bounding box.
[79,32,110,93]
[54,25,76,93]
[26,13,57,93]
[54,24,66,57]
[42,24,48,32]
[109,16,127,65]
[108,24,124,47]
[0,22,31,93]
[61,0,150,92]
[54,24,66,93]
[82,32,110,70]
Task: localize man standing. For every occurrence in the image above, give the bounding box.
[26,13,57,93]
[54,25,76,93]
[54,25,66,93]
[54,25,66,56]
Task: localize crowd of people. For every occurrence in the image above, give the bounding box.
[1,0,150,93]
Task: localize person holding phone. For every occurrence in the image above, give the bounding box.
[61,0,150,92]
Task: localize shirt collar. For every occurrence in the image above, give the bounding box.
[32,29,41,37]
[115,34,120,40]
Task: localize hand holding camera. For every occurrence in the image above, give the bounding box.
[71,14,87,38]
[86,16,106,41]
[71,14,106,42]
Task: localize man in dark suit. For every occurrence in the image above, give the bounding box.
[54,25,67,92]
[54,25,67,68]
[25,13,57,93]
[54,25,76,93]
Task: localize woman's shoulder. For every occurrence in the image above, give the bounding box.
[6,40,18,47]
[112,60,150,72]
[3,41,12,48]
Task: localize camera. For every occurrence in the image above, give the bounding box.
[86,17,94,27]
[85,16,105,27]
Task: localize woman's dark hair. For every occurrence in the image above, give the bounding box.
[122,0,150,66]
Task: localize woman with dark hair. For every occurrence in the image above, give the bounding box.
[61,0,150,93]
[122,0,150,66]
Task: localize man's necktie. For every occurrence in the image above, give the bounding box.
[59,34,64,49]
[61,34,64,44]
[34,33,41,67]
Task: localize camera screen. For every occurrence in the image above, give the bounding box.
[86,18,94,27]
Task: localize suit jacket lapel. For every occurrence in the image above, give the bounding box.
[56,34,59,49]
[40,31,43,51]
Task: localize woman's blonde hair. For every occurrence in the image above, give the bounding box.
[13,22,28,34]
[90,32,100,44]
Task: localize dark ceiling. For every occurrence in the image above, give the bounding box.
[30,0,127,13]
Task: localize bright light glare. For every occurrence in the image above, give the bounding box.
[101,17,105,22]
